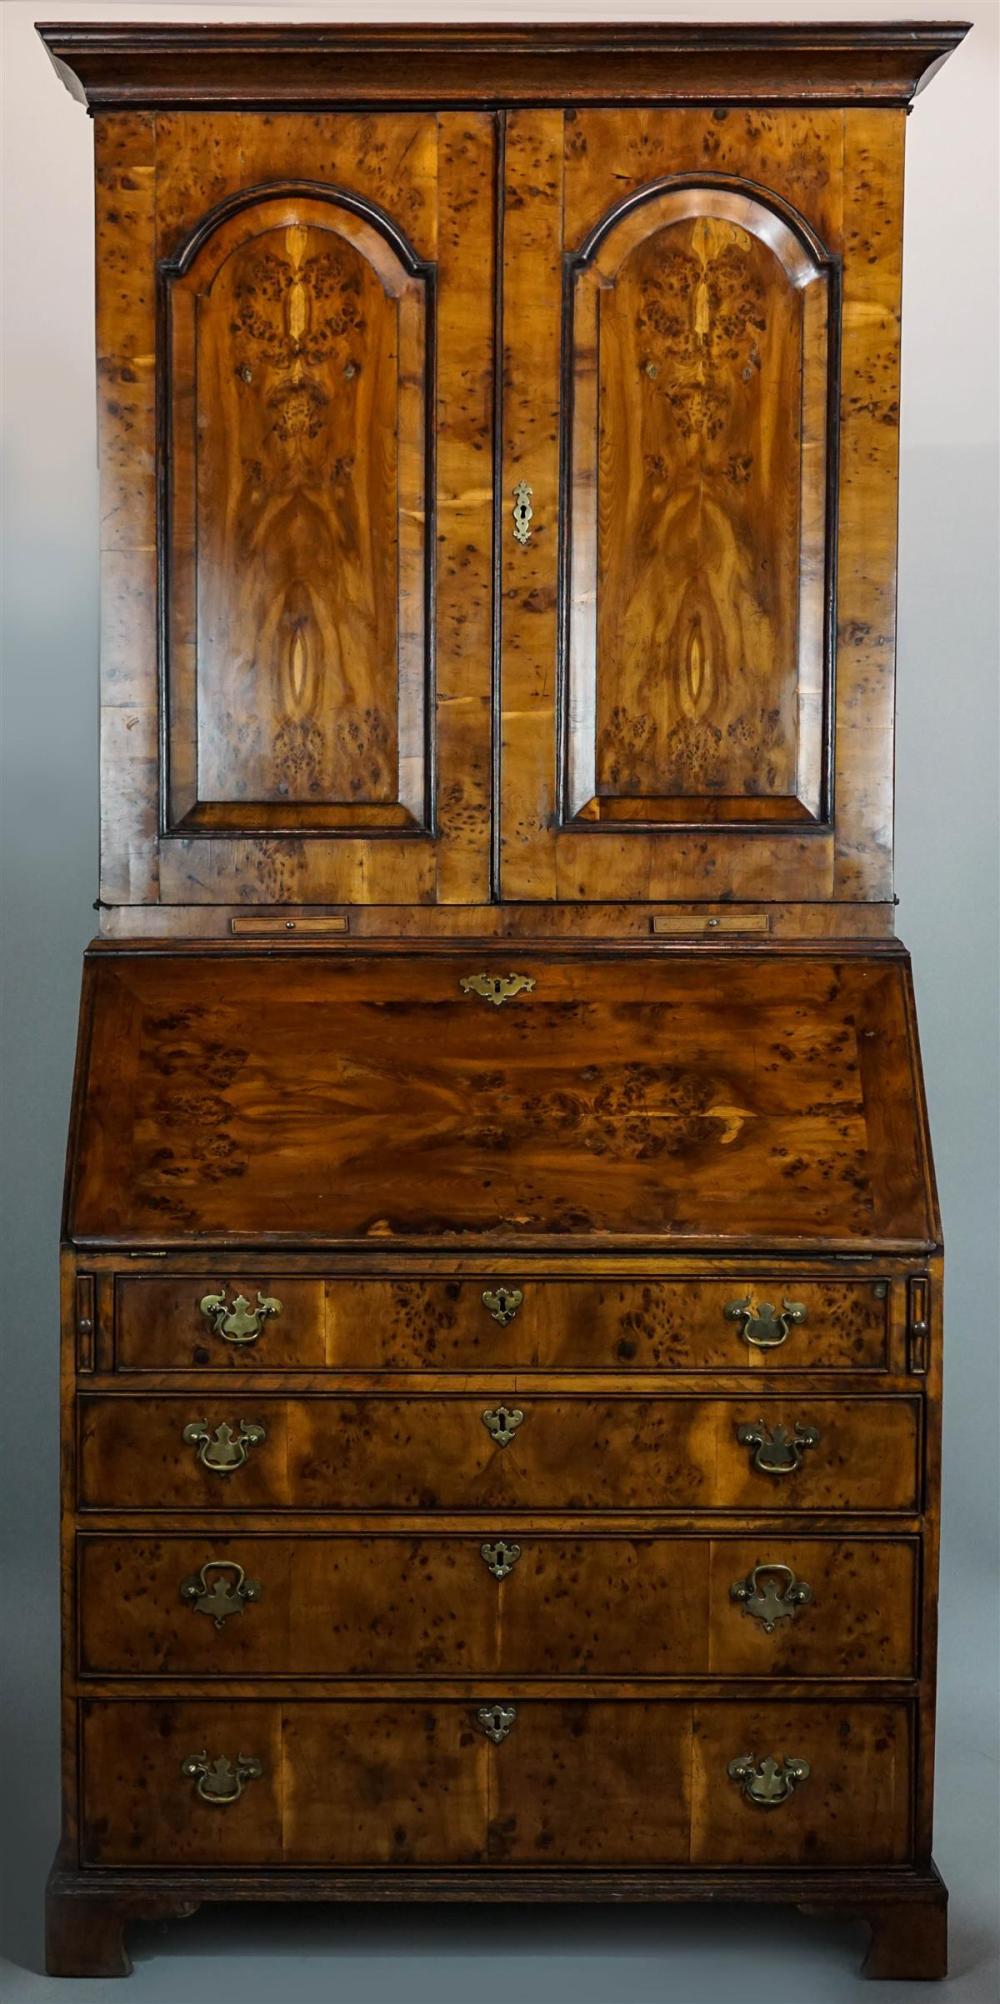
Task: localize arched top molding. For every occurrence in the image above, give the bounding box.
[572,173,837,289]
[161,179,430,297]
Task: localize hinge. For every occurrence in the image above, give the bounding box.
[906,1274,930,1374]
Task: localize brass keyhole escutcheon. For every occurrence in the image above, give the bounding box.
[512,482,533,546]
[482,1405,524,1448]
[180,1560,262,1628]
[199,1289,282,1346]
[481,1539,521,1580]
[724,1295,806,1350]
[459,972,535,1008]
[730,1563,813,1632]
[182,1418,266,1474]
[736,1420,819,1477]
[727,1754,810,1808]
[181,1751,263,1806]
[482,1286,524,1327]
[476,1703,517,1744]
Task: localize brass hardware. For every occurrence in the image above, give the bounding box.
[182,1418,266,1474]
[180,1560,262,1629]
[482,1405,524,1448]
[476,1703,517,1744]
[512,482,533,546]
[238,364,253,384]
[730,1563,813,1632]
[727,1754,810,1808]
[199,1289,282,1347]
[481,1539,521,1580]
[644,360,659,379]
[650,913,770,937]
[482,1286,524,1327]
[460,971,536,1008]
[873,1281,889,1301]
[737,1419,819,1476]
[180,1750,263,1806]
[230,916,349,937]
[725,1295,806,1350]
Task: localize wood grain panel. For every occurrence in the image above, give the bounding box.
[80,1699,284,1865]
[94,113,160,906]
[113,1272,891,1373]
[67,952,936,1251]
[281,1702,488,1865]
[707,1537,917,1678]
[488,1701,693,1863]
[833,110,905,901]
[165,190,428,833]
[76,1395,920,1514]
[566,180,833,828]
[691,1700,912,1864]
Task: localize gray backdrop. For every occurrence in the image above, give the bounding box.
[2,3,997,2000]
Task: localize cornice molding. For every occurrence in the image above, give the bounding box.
[37,20,970,114]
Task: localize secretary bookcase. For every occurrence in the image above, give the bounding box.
[39,19,965,1979]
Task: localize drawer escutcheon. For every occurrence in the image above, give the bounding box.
[482,1405,524,1448]
[482,1286,524,1327]
[481,1539,521,1580]
[475,1703,517,1744]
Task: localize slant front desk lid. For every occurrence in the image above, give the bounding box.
[66,949,937,1252]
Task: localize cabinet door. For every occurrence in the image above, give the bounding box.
[97,112,493,907]
[500,109,902,904]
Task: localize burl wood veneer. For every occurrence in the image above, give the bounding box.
[40,17,963,1984]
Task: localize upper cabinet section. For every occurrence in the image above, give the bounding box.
[499,105,898,905]
[41,22,967,923]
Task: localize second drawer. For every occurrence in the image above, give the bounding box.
[78,1394,922,1513]
[77,1532,919,1679]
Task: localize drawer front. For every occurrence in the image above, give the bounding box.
[78,1395,921,1513]
[79,1698,912,1868]
[113,1273,890,1373]
[77,1533,918,1680]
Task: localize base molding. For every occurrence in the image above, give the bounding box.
[46,1855,948,1980]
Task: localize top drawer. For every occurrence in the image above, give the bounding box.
[112,1274,890,1373]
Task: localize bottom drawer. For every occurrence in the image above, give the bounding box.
[79,1698,912,1870]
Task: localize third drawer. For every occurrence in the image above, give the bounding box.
[76,1532,919,1679]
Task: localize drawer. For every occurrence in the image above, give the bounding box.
[78,1393,922,1513]
[77,1533,919,1680]
[112,1273,891,1373]
[79,1698,913,1868]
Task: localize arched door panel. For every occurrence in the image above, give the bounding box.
[563,178,836,830]
[163,186,430,836]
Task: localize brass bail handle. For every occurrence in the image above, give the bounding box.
[725,1295,806,1350]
